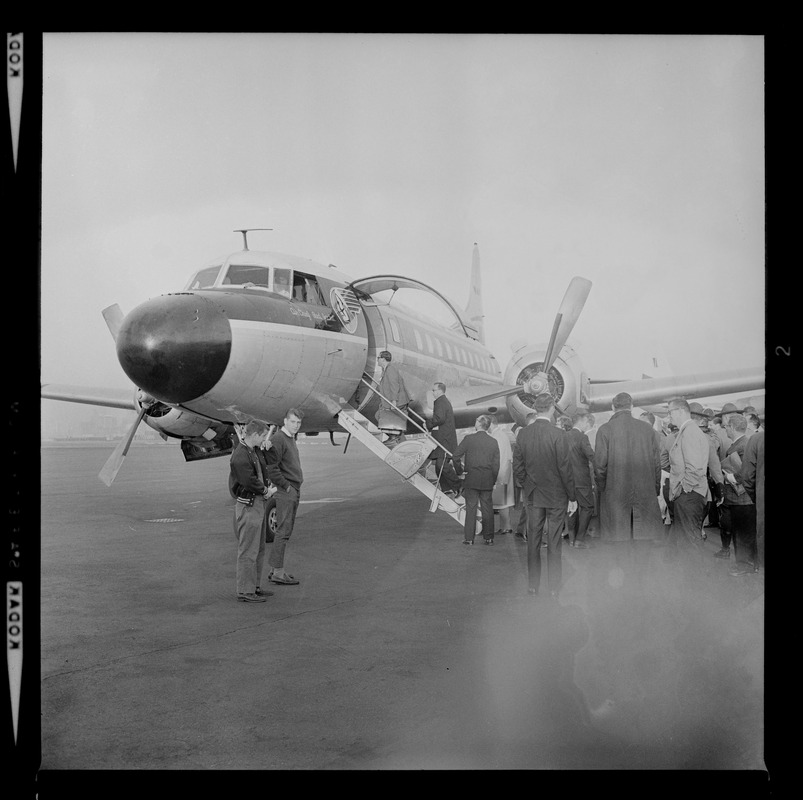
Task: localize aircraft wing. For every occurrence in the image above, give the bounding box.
[452,403,514,430]
[41,383,136,411]
[585,366,764,412]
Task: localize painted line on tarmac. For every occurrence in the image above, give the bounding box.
[298,498,346,504]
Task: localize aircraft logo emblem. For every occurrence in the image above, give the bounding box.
[330,287,361,334]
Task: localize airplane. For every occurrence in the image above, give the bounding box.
[42,229,764,527]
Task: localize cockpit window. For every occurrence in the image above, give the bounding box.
[222,265,271,288]
[187,265,222,290]
[273,268,292,298]
[291,272,326,305]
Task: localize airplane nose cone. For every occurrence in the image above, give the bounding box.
[116,293,232,404]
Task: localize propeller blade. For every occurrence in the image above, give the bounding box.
[102,304,125,342]
[466,385,524,406]
[98,407,147,486]
[541,277,592,373]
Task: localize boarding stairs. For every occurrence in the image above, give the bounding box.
[336,378,471,530]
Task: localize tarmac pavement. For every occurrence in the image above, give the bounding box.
[36,440,767,774]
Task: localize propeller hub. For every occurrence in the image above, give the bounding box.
[525,373,550,396]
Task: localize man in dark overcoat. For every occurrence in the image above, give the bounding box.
[426,382,461,495]
[513,393,576,596]
[453,415,499,545]
[593,392,663,542]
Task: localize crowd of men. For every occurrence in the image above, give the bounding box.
[429,387,765,600]
[227,362,764,603]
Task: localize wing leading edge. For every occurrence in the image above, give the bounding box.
[41,384,137,411]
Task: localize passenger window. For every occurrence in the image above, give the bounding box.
[446,342,453,360]
[425,333,434,353]
[414,330,423,350]
[389,317,401,343]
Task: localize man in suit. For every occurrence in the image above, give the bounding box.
[513,393,577,597]
[426,382,461,496]
[565,411,596,549]
[452,415,500,546]
[594,392,664,543]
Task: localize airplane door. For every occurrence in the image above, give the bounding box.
[348,300,385,412]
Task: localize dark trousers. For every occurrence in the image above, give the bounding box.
[566,487,594,543]
[514,485,527,534]
[670,490,708,549]
[718,505,733,550]
[432,450,460,493]
[705,477,720,526]
[526,504,567,593]
[728,504,757,567]
[463,487,494,543]
[268,485,299,570]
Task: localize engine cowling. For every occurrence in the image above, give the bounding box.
[131,390,234,461]
[503,342,587,426]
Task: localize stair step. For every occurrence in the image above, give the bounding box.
[337,407,469,528]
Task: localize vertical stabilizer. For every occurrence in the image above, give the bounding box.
[465,243,485,344]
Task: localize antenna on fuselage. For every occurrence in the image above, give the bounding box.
[234,228,273,251]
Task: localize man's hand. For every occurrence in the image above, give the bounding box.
[567,501,578,516]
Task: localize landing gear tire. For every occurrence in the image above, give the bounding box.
[265,497,278,543]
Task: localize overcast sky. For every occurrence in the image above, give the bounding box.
[40,33,765,396]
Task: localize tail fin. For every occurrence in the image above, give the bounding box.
[465,243,485,344]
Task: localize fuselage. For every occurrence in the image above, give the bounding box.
[115,249,504,431]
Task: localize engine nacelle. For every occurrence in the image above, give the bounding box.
[503,342,587,426]
[132,390,234,461]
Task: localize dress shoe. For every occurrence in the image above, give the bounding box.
[714,548,731,559]
[255,587,274,597]
[462,540,474,545]
[527,588,538,596]
[571,541,589,549]
[515,532,527,541]
[483,538,494,545]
